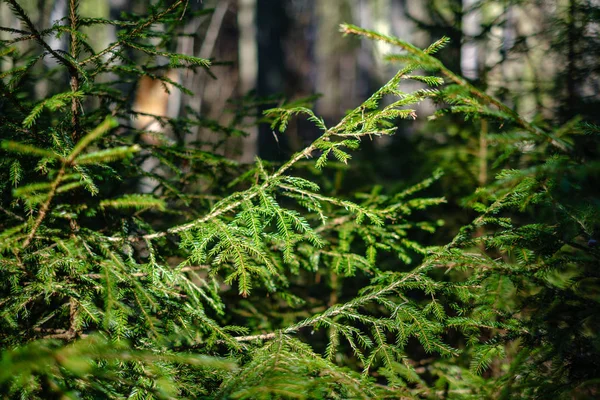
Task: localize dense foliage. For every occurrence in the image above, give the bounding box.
[0,0,598,398]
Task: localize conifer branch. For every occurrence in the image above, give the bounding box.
[79,0,186,66]
[0,80,33,124]
[4,0,73,68]
[22,165,66,249]
[109,65,412,242]
[233,263,430,342]
[340,23,569,151]
[19,118,117,249]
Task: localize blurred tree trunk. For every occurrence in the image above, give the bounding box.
[406,0,463,73]
[315,0,360,121]
[315,0,348,122]
[237,0,258,163]
[565,0,578,120]
[45,0,67,69]
[461,0,480,80]
[256,0,289,160]
[0,2,12,73]
[108,0,131,50]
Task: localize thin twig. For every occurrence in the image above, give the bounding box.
[22,166,66,248]
[83,265,209,279]
[0,205,25,221]
[234,332,277,342]
[69,0,81,141]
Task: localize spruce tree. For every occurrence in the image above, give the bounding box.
[0,1,598,399]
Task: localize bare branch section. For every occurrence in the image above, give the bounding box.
[69,0,80,141]
[22,166,66,248]
[84,265,209,279]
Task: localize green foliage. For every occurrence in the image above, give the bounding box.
[0,335,233,398]
[1,1,598,399]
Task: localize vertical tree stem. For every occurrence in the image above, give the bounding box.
[22,166,66,248]
[67,0,81,337]
[477,118,488,249]
[69,0,80,141]
[566,0,577,119]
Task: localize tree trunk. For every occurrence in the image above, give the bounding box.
[256,0,288,161]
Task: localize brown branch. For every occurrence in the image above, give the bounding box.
[83,265,209,279]
[69,0,81,141]
[22,166,66,248]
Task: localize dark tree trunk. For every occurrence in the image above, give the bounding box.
[256,0,289,161]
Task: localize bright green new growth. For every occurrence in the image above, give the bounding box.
[1,1,598,399]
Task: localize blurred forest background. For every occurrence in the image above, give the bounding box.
[3,0,598,161]
[3,0,598,236]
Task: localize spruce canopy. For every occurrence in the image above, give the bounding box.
[0,1,598,398]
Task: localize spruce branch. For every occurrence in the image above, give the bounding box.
[108,64,413,243]
[79,0,188,67]
[21,165,66,249]
[340,23,570,151]
[3,0,73,69]
[20,117,118,249]
[233,262,432,341]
